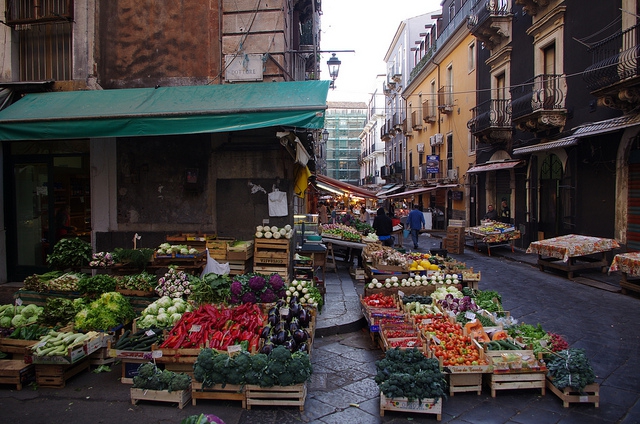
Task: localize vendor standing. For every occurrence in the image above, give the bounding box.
[318,202,328,224]
[373,207,394,247]
[500,199,510,223]
[483,204,498,221]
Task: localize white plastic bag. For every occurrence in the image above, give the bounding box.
[200,249,230,277]
[268,188,288,217]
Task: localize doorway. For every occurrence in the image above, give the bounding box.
[6,143,90,281]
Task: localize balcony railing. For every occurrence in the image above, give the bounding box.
[583,23,640,92]
[468,99,511,133]
[438,86,454,112]
[467,0,512,49]
[510,74,566,121]
[422,99,437,123]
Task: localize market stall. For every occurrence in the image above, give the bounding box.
[526,234,620,279]
[468,222,521,256]
[609,251,640,295]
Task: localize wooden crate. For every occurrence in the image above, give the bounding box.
[153,347,201,377]
[227,240,255,261]
[379,393,442,420]
[448,372,482,396]
[207,238,235,261]
[254,238,291,279]
[120,358,150,384]
[546,378,599,408]
[191,381,246,408]
[487,371,546,397]
[225,259,253,276]
[0,360,35,390]
[89,347,116,366]
[245,383,306,411]
[35,357,90,388]
[131,387,191,409]
[0,337,35,358]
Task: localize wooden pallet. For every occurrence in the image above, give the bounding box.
[153,347,200,377]
[546,378,599,407]
[0,360,35,390]
[379,393,442,420]
[488,371,546,397]
[0,338,34,359]
[448,372,483,396]
[89,347,116,366]
[225,259,253,275]
[245,383,306,411]
[191,381,246,407]
[130,387,191,409]
[35,357,90,388]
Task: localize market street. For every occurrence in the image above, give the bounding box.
[0,233,638,424]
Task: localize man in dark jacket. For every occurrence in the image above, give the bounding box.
[373,207,394,246]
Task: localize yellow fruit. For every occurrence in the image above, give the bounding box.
[416,265,425,270]
[430,264,439,270]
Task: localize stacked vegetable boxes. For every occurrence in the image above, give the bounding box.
[191,382,246,408]
[0,360,34,390]
[379,393,442,420]
[207,238,234,262]
[546,378,600,408]
[131,386,192,409]
[485,349,547,397]
[245,383,307,411]
[253,238,291,281]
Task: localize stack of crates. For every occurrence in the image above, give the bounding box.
[443,224,465,254]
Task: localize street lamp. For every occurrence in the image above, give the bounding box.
[322,129,329,142]
[327,53,341,89]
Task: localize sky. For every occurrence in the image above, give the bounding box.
[320,0,442,104]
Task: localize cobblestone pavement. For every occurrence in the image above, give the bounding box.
[0,232,638,423]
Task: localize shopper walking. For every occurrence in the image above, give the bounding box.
[373,207,394,247]
[407,204,426,250]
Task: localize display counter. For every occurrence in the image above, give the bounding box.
[609,251,640,295]
[526,234,620,279]
[468,226,521,256]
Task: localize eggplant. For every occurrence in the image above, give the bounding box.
[260,342,274,355]
[269,334,279,344]
[268,313,279,327]
[290,302,301,318]
[268,306,278,316]
[288,317,300,333]
[276,299,286,308]
[260,325,272,339]
[284,339,297,352]
[297,342,309,353]
[292,328,308,344]
[276,330,288,345]
[274,322,285,333]
[290,296,299,305]
[298,308,310,327]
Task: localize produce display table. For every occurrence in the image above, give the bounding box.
[526,234,620,279]
[609,251,640,295]
[468,226,521,256]
[321,237,367,268]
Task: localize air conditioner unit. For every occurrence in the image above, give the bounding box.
[430,133,444,146]
[416,143,425,153]
[447,169,458,180]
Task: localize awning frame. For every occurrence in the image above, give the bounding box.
[467,160,524,174]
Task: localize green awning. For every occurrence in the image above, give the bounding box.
[0,80,330,140]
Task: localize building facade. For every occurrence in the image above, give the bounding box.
[0,0,326,282]
[323,102,367,185]
[359,75,387,189]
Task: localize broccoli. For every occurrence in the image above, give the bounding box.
[136,362,160,380]
[159,369,175,388]
[169,373,191,392]
[277,372,295,386]
[269,345,292,362]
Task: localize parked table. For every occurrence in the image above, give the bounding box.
[526,234,620,279]
[609,251,640,295]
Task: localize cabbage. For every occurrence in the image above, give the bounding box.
[173,302,186,314]
[0,316,11,327]
[170,313,182,324]
[255,231,263,238]
[284,224,292,231]
[143,303,159,316]
[180,248,189,255]
[27,315,38,324]
[271,226,278,233]
[167,306,178,315]
[273,231,282,239]
[157,307,166,315]
[156,296,173,309]
[256,225,264,232]
[20,304,38,318]
[264,231,273,239]
[11,314,26,327]
[138,315,157,329]
[2,308,14,318]
[279,228,287,235]
[156,313,169,326]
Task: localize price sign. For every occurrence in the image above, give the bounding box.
[398,290,405,298]
[15,298,22,306]
[279,307,290,317]
[227,345,242,354]
[431,335,441,344]
[145,330,156,337]
[421,318,432,325]
[464,311,476,320]
[189,325,201,333]
[152,350,163,359]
